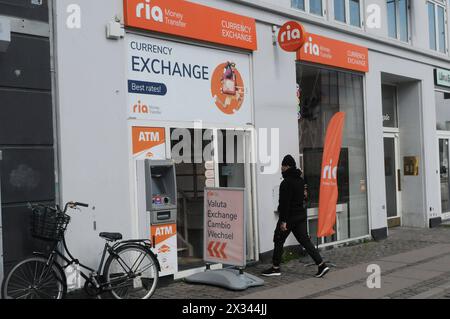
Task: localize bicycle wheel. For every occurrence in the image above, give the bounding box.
[103,244,159,299]
[2,257,67,299]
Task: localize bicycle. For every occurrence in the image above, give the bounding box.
[1,201,160,299]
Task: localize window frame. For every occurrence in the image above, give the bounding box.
[291,0,326,17]
[387,0,411,43]
[428,0,448,54]
[333,0,363,28]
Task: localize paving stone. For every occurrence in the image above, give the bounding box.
[329,276,420,299]
[409,256,450,272]
[379,244,450,264]
[387,268,443,281]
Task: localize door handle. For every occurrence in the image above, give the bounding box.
[397,169,402,192]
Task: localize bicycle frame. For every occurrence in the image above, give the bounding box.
[41,236,157,292]
[26,201,160,296]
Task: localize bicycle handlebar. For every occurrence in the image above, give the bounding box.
[28,201,89,214]
[74,202,89,208]
[64,201,89,212]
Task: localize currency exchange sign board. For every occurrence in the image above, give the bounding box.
[204,188,246,267]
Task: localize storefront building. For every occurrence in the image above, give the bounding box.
[2,0,449,284]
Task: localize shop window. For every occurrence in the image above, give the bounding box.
[291,0,324,16]
[428,1,447,53]
[436,91,450,130]
[387,0,409,43]
[297,64,369,241]
[334,0,362,27]
[382,84,399,128]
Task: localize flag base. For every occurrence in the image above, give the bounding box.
[184,268,265,291]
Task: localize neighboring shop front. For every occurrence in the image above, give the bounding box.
[435,67,450,222]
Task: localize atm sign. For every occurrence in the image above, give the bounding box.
[151,223,176,245]
[132,127,165,156]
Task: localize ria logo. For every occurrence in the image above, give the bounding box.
[323,160,338,180]
[133,100,149,114]
[304,36,320,57]
[280,24,302,43]
[136,0,163,22]
[278,21,306,52]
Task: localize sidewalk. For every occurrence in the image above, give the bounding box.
[239,243,450,299]
[152,226,450,299]
[68,225,450,299]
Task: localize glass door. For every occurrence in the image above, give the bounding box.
[439,138,450,220]
[171,128,213,271]
[216,129,256,262]
[384,134,402,227]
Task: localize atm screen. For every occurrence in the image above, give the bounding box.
[152,176,167,196]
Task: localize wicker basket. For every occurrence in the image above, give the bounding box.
[30,205,71,242]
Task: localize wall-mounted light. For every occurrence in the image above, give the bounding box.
[106,19,124,40]
[272,25,278,46]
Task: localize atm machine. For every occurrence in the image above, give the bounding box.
[136,160,178,277]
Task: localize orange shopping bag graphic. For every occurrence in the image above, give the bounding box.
[317,112,346,238]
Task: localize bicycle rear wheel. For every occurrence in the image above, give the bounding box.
[2,257,66,299]
[103,244,159,299]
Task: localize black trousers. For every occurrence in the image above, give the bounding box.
[272,219,323,267]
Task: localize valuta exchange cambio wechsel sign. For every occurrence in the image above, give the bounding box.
[204,188,246,267]
[124,0,258,51]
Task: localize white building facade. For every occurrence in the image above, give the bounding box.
[49,0,450,280]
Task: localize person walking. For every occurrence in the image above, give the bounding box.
[262,155,330,278]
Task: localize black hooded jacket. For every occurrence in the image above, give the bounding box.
[278,167,306,224]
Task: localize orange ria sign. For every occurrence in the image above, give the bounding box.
[278,21,306,52]
[317,112,346,238]
[297,34,369,73]
[124,0,258,51]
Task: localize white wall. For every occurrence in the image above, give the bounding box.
[252,22,301,253]
[54,0,132,268]
[398,82,427,227]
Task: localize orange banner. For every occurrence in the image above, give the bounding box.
[124,0,257,51]
[297,34,369,72]
[317,112,346,238]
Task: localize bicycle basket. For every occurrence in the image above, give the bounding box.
[30,205,71,242]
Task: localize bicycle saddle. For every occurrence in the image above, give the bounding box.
[99,232,123,242]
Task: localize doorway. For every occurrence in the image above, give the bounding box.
[383,133,402,227]
[170,127,256,274]
[438,136,450,221]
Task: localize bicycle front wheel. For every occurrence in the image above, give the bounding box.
[103,244,159,299]
[2,257,66,299]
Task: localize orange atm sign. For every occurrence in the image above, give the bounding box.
[124,0,258,51]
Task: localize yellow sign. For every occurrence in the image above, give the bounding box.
[404,157,419,176]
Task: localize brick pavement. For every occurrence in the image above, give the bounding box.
[67,226,450,299]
